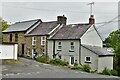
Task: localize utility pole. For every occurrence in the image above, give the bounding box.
[87,2,94,15]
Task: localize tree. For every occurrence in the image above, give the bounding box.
[104,29,120,76]
[0,18,9,31]
[0,18,9,38]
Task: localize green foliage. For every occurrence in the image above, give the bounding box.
[0,18,9,31]
[3,59,21,64]
[71,65,82,70]
[99,68,118,76]
[74,62,78,67]
[36,55,49,63]
[0,18,9,38]
[104,29,120,76]
[81,64,91,72]
[49,58,68,66]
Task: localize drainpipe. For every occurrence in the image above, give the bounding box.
[53,40,55,58]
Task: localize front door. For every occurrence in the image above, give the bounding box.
[70,56,74,66]
[22,44,24,56]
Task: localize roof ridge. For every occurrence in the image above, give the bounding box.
[15,19,41,23]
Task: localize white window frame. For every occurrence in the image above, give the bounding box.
[85,56,91,62]
[70,42,74,51]
[32,37,36,45]
[41,36,46,46]
[57,42,62,50]
[32,48,36,59]
[27,48,30,57]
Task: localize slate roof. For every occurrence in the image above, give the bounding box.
[2,19,41,33]
[50,24,91,39]
[27,21,58,35]
[82,44,114,56]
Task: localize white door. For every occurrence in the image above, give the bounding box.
[69,56,75,66]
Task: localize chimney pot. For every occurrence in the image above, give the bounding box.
[89,15,95,24]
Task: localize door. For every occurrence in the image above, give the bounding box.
[32,48,36,59]
[70,56,74,66]
[22,44,24,56]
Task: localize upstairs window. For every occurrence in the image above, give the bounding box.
[32,37,36,45]
[41,36,46,46]
[10,34,12,42]
[15,33,18,42]
[57,42,62,51]
[70,42,74,51]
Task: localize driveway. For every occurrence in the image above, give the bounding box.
[1,58,120,78]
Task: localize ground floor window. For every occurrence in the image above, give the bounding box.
[32,48,36,59]
[27,48,30,57]
[85,56,91,63]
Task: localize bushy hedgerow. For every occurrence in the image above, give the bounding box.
[48,58,69,66]
[98,68,118,76]
[35,55,49,63]
[81,64,91,72]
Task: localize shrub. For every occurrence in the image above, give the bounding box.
[36,55,49,63]
[111,70,118,76]
[99,68,118,76]
[49,58,68,66]
[74,63,78,67]
[101,68,112,75]
[71,65,82,70]
[82,64,91,72]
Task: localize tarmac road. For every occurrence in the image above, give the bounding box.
[1,58,120,79]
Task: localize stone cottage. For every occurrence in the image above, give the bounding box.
[2,19,42,56]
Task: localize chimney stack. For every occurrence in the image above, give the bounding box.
[89,15,95,24]
[57,15,67,25]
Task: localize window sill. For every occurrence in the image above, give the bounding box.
[85,61,91,63]
[57,49,62,51]
[69,50,75,52]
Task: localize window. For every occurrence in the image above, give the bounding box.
[85,56,91,63]
[15,33,18,42]
[27,48,30,57]
[32,48,36,59]
[10,34,12,42]
[32,37,36,45]
[41,36,46,45]
[42,48,45,54]
[70,42,74,51]
[57,42,62,51]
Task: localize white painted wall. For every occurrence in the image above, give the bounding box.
[98,56,113,72]
[0,44,18,60]
[81,25,103,47]
[48,40,54,58]
[81,46,98,71]
[48,40,80,65]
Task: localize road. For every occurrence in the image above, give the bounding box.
[1,58,120,79]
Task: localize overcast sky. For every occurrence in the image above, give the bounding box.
[0,1,119,40]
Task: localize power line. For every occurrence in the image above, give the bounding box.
[86,15,119,35]
[1,4,117,14]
